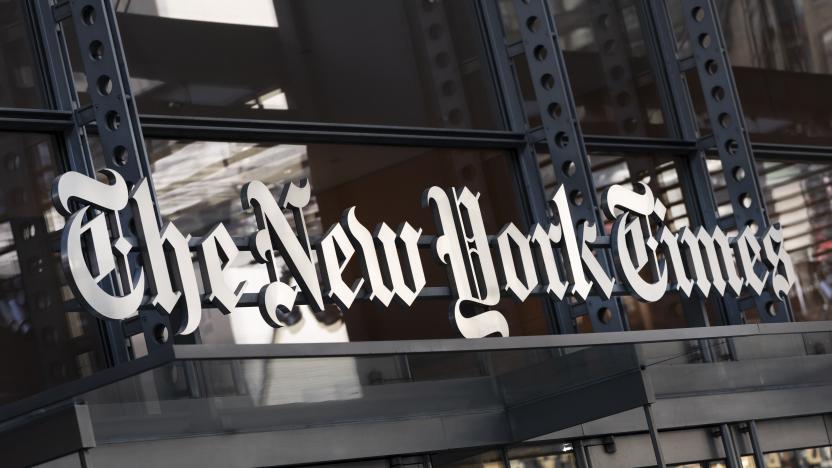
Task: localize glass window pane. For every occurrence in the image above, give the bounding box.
[431,449,505,468]
[507,442,578,468]
[0,1,47,108]
[0,132,107,406]
[589,152,693,330]
[72,0,504,129]
[715,0,832,145]
[146,140,551,343]
[757,160,832,322]
[763,446,832,467]
[502,0,668,137]
[537,148,695,330]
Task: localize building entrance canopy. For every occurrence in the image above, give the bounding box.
[2,322,831,467]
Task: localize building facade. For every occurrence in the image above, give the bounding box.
[0,0,831,466]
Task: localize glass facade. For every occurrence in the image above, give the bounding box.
[0,1,46,109]
[1,0,832,467]
[718,0,832,145]
[74,0,504,129]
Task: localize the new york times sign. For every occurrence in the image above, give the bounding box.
[53,170,795,338]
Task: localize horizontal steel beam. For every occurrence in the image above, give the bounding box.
[137,114,527,149]
[0,107,74,132]
[169,321,832,359]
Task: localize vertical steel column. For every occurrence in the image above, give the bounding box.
[585,0,648,137]
[476,0,560,333]
[641,0,790,324]
[746,420,766,468]
[718,424,742,468]
[508,0,625,331]
[38,0,176,354]
[29,0,131,364]
[643,404,667,468]
[678,0,791,323]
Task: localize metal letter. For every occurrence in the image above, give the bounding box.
[494,223,538,302]
[374,222,426,307]
[242,179,324,327]
[53,170,144,321]
[316,222,364,310]
[423,187,507,338]
[761,226,796,300]
[550,186,593,301]
[734,227,768,295]
[343,208,427,307]
[580,221,615,300]
[657,227,694,297]
[196,223,246,315]
[611,213,666,302]
[130,180,201,335]
[530,224,568,300]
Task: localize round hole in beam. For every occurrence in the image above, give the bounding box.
[434,52,450,68]
[441,80,457,97]
[692,6,705,22]
[705,59,719,75]
[540,73,555,90]
[571,190,584,206]
[89,40,104,60]
[97,75,112,95]
[153,323,169,344]
[428,24,442,40]
[105,111,121,131]
[526,16,541,33]
[113,146,128,166]
[534,45,548,61]
[81,5,96,25]
[548,102,562,119]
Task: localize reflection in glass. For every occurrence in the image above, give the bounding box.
[71,0,504,129]
[0,133,106,405]
[756,161,832,322]
[0,0,47,108]
[538,150,695,330]
[674,448,832,468]
[432,450,505,468]
[503,0,667,136]
[507,443,577,468]
[589,153,693,329]
[73,331,832,454]
[763,446,832,467]
[147,140,551,343]
[80,342,645,445]
[709,0,832,145]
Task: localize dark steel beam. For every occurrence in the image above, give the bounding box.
[0,107,73,132]
[138,114,526,149]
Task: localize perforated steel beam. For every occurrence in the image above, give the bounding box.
[650,0,792,324]
[508,0,625,332]
[39,0,175,354]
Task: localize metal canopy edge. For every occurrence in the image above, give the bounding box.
[170,321,830,360]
